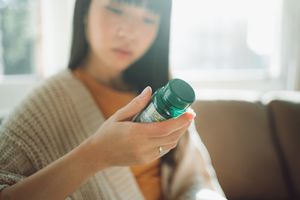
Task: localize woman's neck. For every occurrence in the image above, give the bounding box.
[80,54,135,92]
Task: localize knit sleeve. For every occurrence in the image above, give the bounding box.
[0,125,75,200]
[0,133,35,191]
[0,80,54,191]
[168,120,226,200]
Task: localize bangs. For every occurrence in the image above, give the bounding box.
[111,0,163,14]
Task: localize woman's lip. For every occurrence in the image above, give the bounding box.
[113,48,132,56]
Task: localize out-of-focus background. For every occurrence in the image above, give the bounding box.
[0,0,299,200]
[0,0,299,115]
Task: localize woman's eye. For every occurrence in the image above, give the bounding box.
[106,6,123,15]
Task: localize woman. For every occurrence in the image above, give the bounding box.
[0,0,225,199]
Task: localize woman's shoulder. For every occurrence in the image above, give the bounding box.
[18,69,86,107]
[0,68,102,153]
[0,69,90,132]
[0,69,96,167]
[38,69,81,94]
[12,70,79,112]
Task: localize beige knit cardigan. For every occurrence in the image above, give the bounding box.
[0,69,223,200]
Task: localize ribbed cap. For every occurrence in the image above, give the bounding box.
[162,79,195,110]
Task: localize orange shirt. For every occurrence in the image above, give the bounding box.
[73,69,162,200]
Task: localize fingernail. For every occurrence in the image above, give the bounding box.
[188,114,195,123]
[186,108,196,119]
[139,86,151,98]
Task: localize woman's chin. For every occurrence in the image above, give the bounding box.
[108,62,132,73]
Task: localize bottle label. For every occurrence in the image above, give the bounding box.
[135,102,166,123]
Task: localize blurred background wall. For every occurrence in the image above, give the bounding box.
[0,0,299,117]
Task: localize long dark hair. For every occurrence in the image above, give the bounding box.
[68,0,175,165]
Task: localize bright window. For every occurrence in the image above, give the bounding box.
[0,0,40,77]
[170,0,283,83]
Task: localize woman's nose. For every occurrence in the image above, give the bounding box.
[117,17,140,41]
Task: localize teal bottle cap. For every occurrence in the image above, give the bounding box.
[162,79,195,110]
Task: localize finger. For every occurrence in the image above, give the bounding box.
[140,111,195,138]
[113,86,152,121]
[149,124,189,146]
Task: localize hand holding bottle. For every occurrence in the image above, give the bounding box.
[83,86,195,174]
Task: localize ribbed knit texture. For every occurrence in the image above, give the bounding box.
[0,69,224,200]
[73,69,162,200]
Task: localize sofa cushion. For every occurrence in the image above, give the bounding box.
[264,91,300,199]
[192,100,289,200]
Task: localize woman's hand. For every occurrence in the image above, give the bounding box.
[84,86,195,173]
[0,87,195,200]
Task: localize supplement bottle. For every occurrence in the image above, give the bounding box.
[133,78,195,123]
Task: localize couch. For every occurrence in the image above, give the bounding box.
[192,91,300,200]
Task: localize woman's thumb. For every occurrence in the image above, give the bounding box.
[114,86,152,121]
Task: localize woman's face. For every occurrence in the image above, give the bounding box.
[86,0,160,74]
